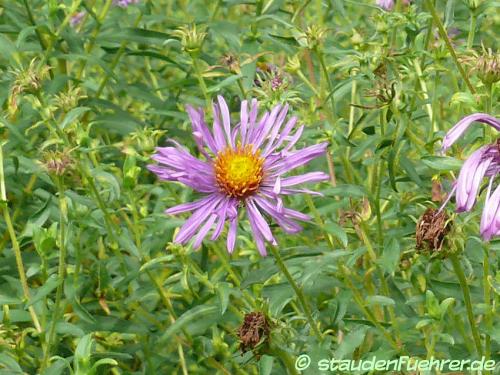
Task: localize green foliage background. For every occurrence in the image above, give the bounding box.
[0,0,498,373]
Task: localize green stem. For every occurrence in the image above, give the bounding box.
[449,254,483,357]
[341,267,401,351]
[191,56,211,108]
[483,246,492,367]
[76,0,114,80]
[424,0,476,94]
[467,12,477,49]
[0,144,42,333]
[269,246,322,341]
[94,12,143,98]
[270,346,299,375]
[40,178,68,371]
[315,49,336,120]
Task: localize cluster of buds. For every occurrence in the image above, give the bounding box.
[8,59,50,116]
[463,0,482,10]
[41,149,74,177]
[296,25,328,50]
[173,24,207,56]
[53,86,86,112]
[474,47,500,85]
[252,62,300,106]
[126,128,166,154]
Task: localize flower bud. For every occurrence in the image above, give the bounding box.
[476,48,500,85]
[173,24,207,56]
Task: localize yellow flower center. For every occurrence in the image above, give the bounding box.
[214,144,264,198]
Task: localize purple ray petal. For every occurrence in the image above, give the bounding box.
[442,113,500,152]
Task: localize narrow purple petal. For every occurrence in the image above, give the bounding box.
[455,145,492,212]
[186,104,218,155]
[280,172,330,187]
[193,214,217,249]
[217,95,233,148]
[268,142,328,176]
[227,218,238,253]
[442,113,500,152]
[247,199,274,242]
[166,195,215,215]
[174,195,222,244]
[212,102,227,151]
[480,183,500,240]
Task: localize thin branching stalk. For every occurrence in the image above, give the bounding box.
[425,0,476,94]
[41,177,68,371]
[0,144,42,333]
[269,245,322,341]
[449,254,483,357]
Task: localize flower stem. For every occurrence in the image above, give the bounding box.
[341,267,401,351]
[40,177,68,371]
[482,245,492,367]
[467,12,476,49]
[424,0,476,94]
[0,144,42,333]
[191,56,211,108]
[449,254,483,357]
[269,346,299,375]
[269,246,322,341]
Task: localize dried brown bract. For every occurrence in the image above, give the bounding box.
[237,311,270,354]
[416,208,451,252]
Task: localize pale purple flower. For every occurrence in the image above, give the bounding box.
[70,11,85,28]
[440,113,500,240]
[113,0,139,7]
[148,96,329,255]
[376,0,394,10]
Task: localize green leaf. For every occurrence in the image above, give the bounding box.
[207,75,243,93]
[333,326,369,359]
[60,107,91,129]
[324,221,348,247]
[366,295,396,307]
[377,238,400,273]
[421,156,463,171]
[159,305,218,343]
[400,155,423,186]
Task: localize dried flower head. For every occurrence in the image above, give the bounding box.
[41,150,74,176]
[238,312,270,354]
[220,53,241,74]
[416,208,451,252]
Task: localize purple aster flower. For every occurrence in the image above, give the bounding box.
[70,11,85,28]
[376,0,394,10]
[440,113,500,240]
[148,96,329,255]
[113,0,139,7]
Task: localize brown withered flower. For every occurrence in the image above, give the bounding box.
[237,311,270,354]
[416,208,451,252]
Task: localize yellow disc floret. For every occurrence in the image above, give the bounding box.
[214,144,264,198]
